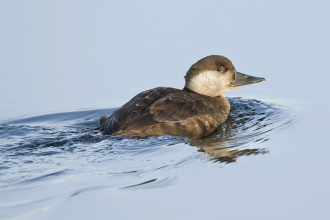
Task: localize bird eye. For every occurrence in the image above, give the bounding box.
[217,67,222,71]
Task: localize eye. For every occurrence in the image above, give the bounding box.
[217,67,222,71]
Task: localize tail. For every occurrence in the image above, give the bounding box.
[102,116,119,135]
[85,116,107,130]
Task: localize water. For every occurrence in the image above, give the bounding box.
[1,0,330,219]
[0,98,295,219]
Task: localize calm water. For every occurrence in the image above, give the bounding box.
[0,98,295,219]
[1,0,330,219]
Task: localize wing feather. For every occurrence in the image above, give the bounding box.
[105,87,230,138]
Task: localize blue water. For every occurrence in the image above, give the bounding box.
[0,98,295,219]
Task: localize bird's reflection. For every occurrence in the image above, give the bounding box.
[188,97,294,163]
[189,114,269,164]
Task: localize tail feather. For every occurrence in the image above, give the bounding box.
[103,116,119,135]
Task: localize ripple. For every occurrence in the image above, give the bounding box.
[189,97,296,162]
[0,98,296,219]
[0,98,295,193]
[121,176,179,190]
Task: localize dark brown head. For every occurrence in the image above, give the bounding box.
[184,55,265,97]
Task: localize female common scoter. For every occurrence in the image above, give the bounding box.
[100,55,265,138]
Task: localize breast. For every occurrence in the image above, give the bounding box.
[102,87,230,138]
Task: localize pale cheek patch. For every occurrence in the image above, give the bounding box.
[185,71,235,97]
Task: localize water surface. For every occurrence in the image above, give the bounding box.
[0,98,295,219]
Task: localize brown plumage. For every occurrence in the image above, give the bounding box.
[101,55,265,138]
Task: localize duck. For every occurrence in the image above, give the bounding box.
[100,55,265,138]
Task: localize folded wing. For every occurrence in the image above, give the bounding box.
[104,87,229,138]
